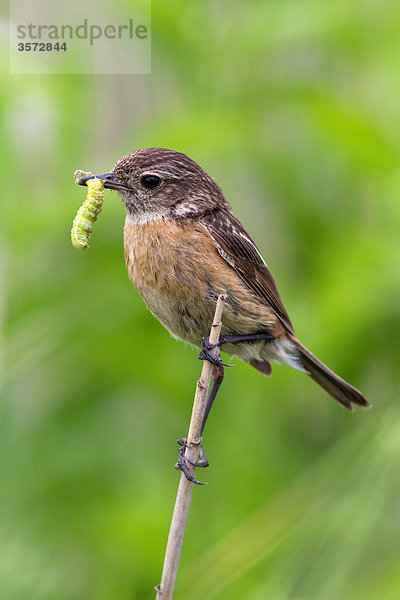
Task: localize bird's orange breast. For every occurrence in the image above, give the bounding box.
[123,216,279,346]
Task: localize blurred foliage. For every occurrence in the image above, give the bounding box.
[1,0,400,598]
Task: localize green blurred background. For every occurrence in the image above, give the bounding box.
[2,1,400,598]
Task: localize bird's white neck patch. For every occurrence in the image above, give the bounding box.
[126,212,167,226]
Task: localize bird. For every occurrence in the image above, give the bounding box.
[78,147,369,481]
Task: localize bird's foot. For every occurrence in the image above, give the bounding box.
[198,336,233,367]
[198,332,275,366]
[174,438,209,485]
[177,438,210,467]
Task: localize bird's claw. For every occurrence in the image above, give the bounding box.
[198,336,233,367]
[175,446,208,485]
[177,438,210,467]
[175,438,210,485]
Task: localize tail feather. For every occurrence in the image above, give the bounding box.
[290,337,370,410]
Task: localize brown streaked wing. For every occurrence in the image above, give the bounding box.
[200,209,295,335]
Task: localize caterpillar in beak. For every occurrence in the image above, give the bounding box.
[71,170,105,251]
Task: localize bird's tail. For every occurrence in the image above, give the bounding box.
[290,336,370,410]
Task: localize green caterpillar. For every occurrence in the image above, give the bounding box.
[71,171,105,251]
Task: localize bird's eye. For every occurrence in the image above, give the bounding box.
[140,174,161,190]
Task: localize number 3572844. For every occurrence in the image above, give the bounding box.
[18,42,67,51]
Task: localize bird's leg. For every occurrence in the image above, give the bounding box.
[198,331,275,365]
[178,331,274,483]
[220,332,275,344]
[175,364,224,485]
[200,363,224,436]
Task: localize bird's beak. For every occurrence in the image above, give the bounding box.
[77,171,126,191]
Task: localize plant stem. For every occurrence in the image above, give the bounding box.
[155,294,227,599]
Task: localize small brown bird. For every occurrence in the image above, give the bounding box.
[79,148,369,480]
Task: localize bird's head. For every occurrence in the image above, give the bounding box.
[78,147,226,223]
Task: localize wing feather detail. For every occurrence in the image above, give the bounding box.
[200,209,295,334]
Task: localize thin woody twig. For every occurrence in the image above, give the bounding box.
[155,294,227,600]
